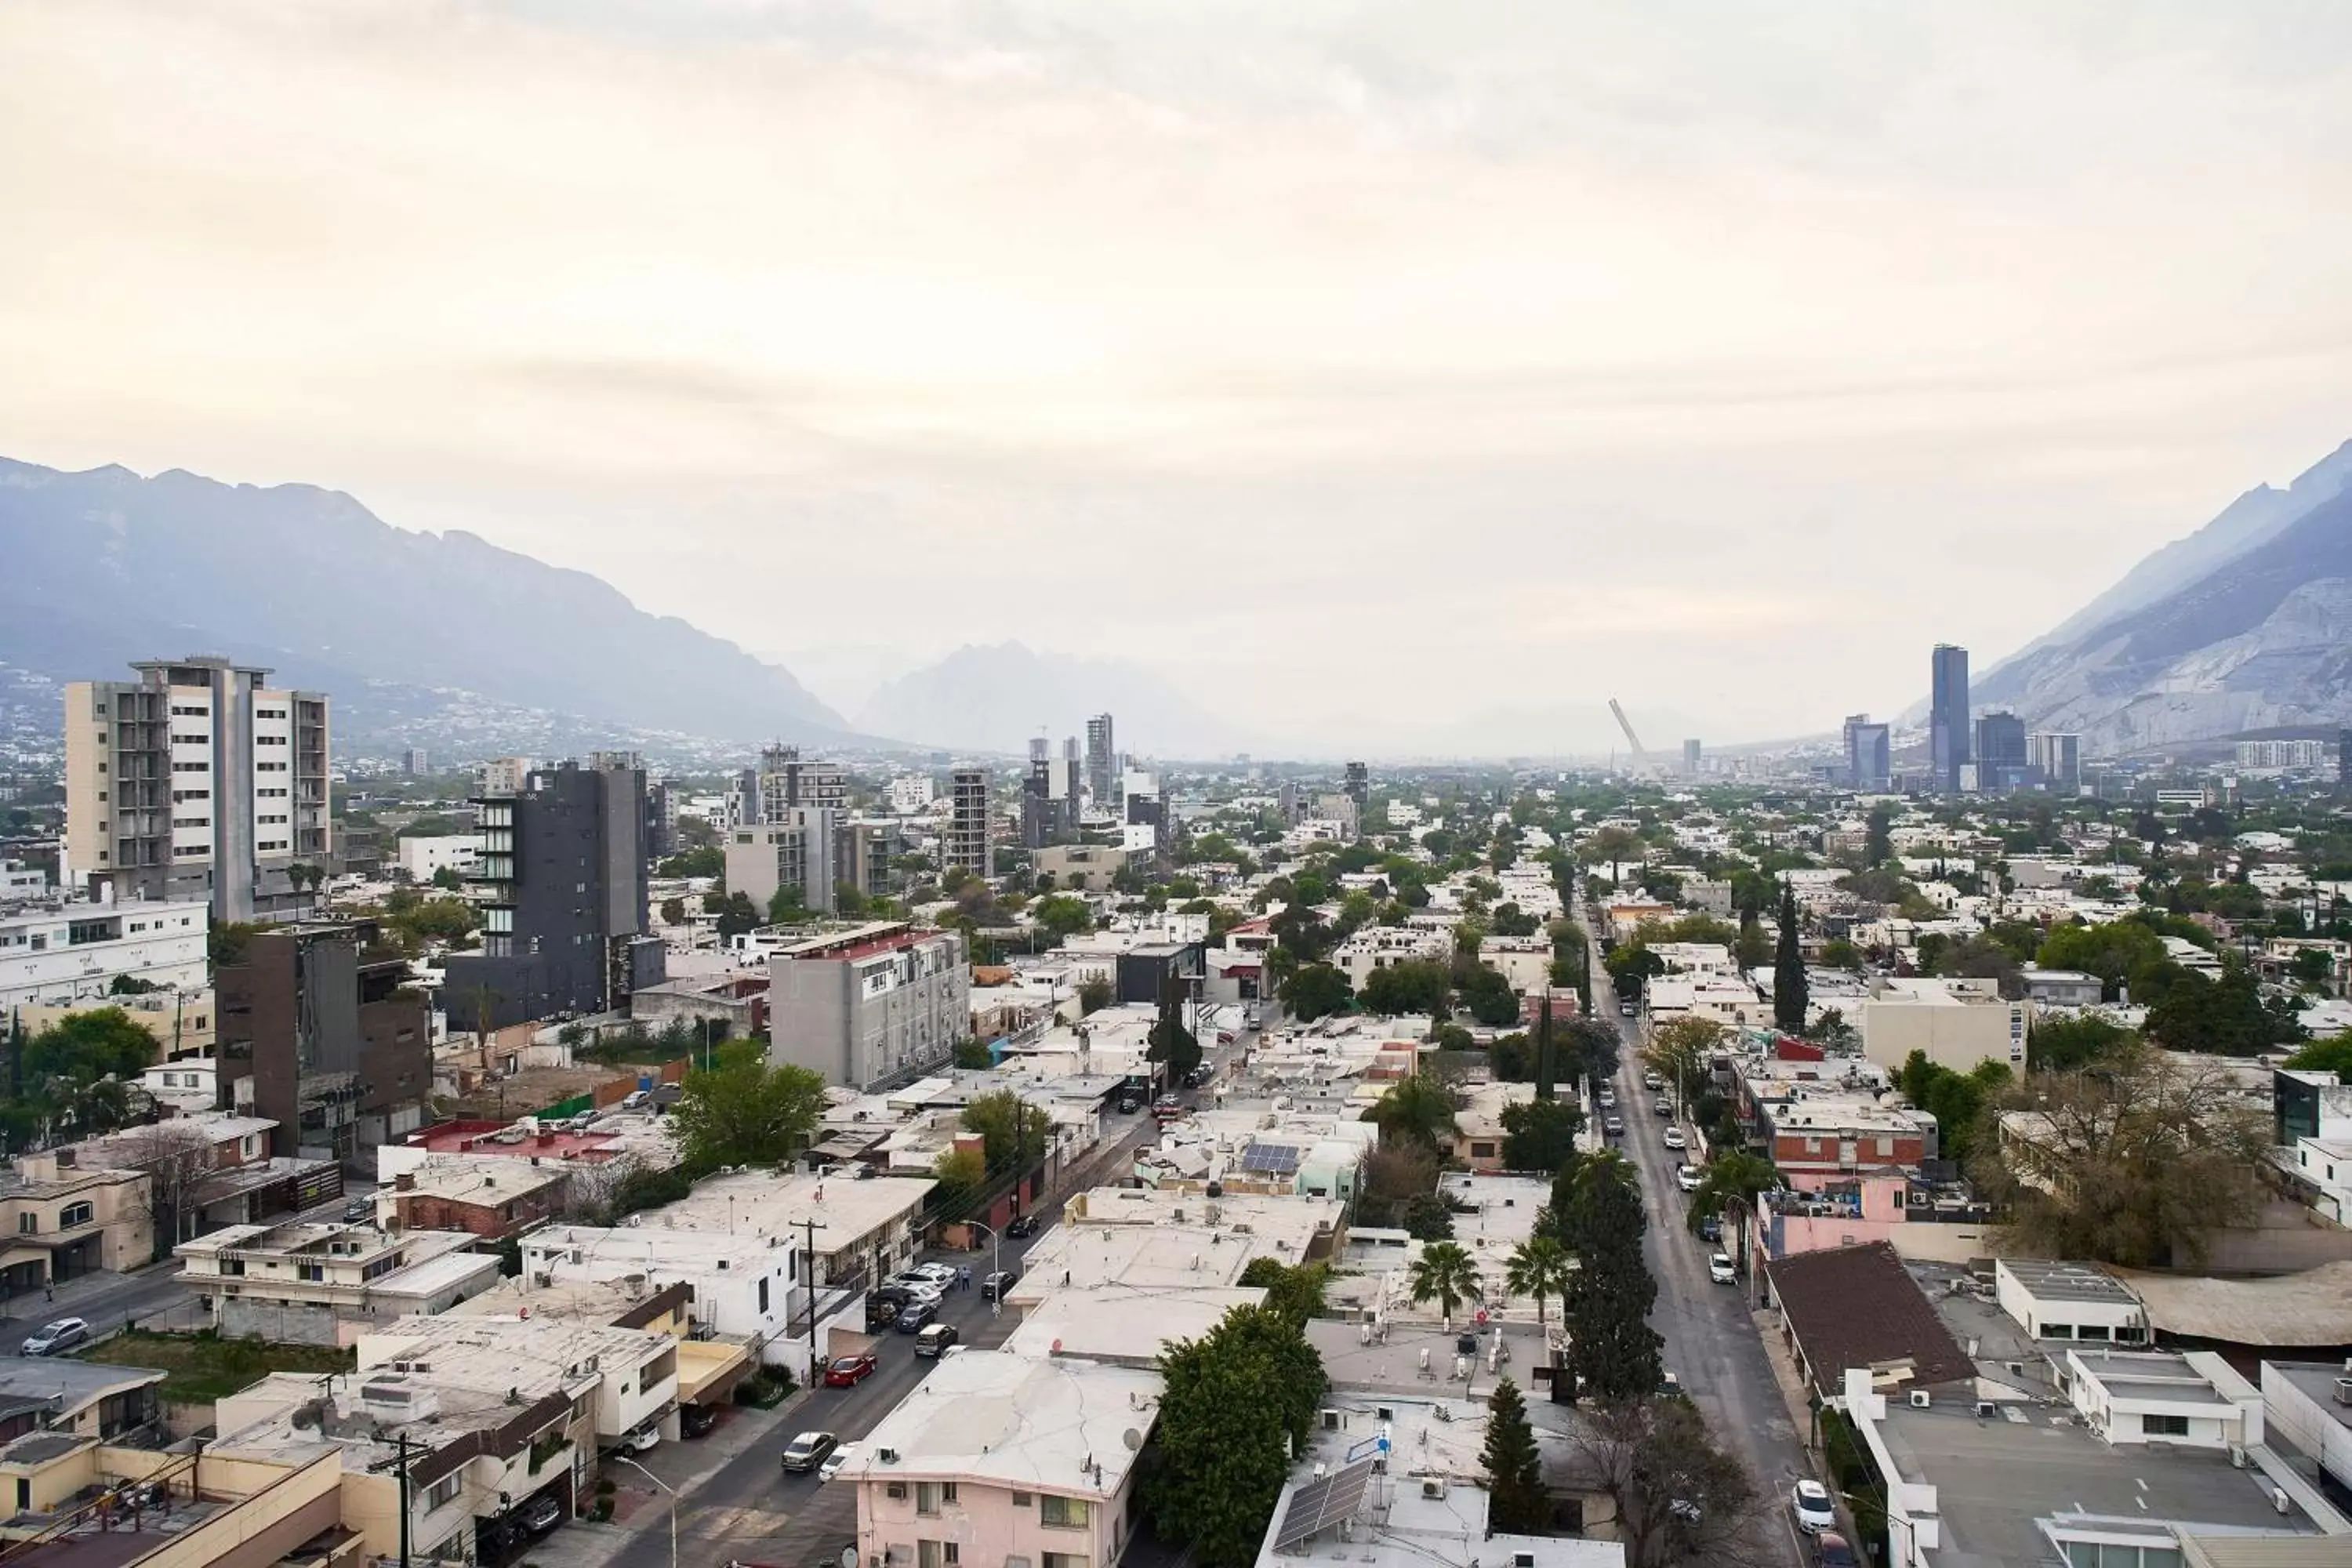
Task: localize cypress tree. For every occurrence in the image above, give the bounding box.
[1533,995,1555,1102]
[1773,880,1808,1033]
[1480,1376,1548,1535]
[1562,1159,1661,1403]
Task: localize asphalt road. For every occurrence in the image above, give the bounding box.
[1588,927,1810,1563]
[0,1261,198,1354]
[593,1036,1243,1568]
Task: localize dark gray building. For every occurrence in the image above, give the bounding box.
[1843,713,1892,792]
[1085,713,1116,808]
[445,757,662,1030]
[1974,711,2028,793]
[1929,644,1970,793]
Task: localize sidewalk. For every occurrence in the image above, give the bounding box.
[1749,1305,1819,1461]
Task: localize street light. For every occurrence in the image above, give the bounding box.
[608,1453,677,1568]
[964,1219,1004,1299]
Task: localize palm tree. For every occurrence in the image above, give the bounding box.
[1504,1235,1571,1333]
[1692,1151,1782,1266]
[1407,1240,1483,1329]
[1368,1076,1459,1149]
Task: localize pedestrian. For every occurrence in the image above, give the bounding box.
[43,1284,53,1303]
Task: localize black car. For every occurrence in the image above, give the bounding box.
[895,1300,936,1333]
[521,1494,564,1534]
[1006,1213,1039,1239]
[982,1269,1018,1301]
[681,1403,719,1438]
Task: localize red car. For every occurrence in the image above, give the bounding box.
[823,1353,878,1388]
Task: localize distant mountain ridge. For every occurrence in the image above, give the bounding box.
[1977,459,2352,753]
[0,456,856,750]
[855,642,1254,758]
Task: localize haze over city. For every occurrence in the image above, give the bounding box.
[5,2,2352,750]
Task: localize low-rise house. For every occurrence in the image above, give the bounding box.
[1764,1241,1973,1403]
[1860,977,2029,1075]
[848,1352,1161,1568]
[0,1357,166,1447]
[0,1153,151,1290]
[2067,1349,2263,1451]
[177,1220,499,1344]
[358,1313,679,1453]
[383,1157,573,1240]
[2020,967,2104,1007]
[1450,1080,1534,1172]
[1993,1259,2148,1345]
[447,1272,757,1416]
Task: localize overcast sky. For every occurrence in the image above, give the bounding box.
[5,2,2350,752]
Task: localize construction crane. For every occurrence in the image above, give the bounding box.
[1608,698,1664,779]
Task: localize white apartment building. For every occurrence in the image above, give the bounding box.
[64,656,331,920]
[178,1221,501,1344]
[1480,934,1552,995]
[1860,977,2029,1074]
[394,833,482,882]
[889,774,937,813]
[768,921,971,1091]
[1332,926,1450,993]
[0,891,209,1007]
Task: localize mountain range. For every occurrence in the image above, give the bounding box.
[1971,438,2352,753]
[0,457,855,753]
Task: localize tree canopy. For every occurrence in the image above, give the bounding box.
[670,1058,827,1168]
[1279,963,1353,1022]
[1773,880,1807,1031]
[960,1089,1054,1177]
[1149,1305,1329,1568]
[1482,1377,1548,1535]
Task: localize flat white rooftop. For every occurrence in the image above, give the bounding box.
[844,1350,1160,1493]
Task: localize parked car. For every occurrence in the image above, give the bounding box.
[1708,1252,1737,1285]
[1005,1213,1039,1239]
[681,1403,720,1438]
[615,1425,661,1455]
[781,1432,839,1473]
[20,1318,89,1356]
[1697,1214,1722,1242]
[823,1353,878,1388]
[342,1197,373,1222]
[1604,1116,1625,1139]
[895,1301,936,1334]
[886,1277,945,1305]
[1675,1163,1701,1193]
[1791,1479,1836,1534]
[1815,1532,1860,1568]
[1116,1094,1142,1114]
[1662,1126,1686,1150]
[818,1443,860,1483]
[1653,1098,1674,1117]
[1152,1095,1184,1121]
[914,1323,960,1358]
[1621,1001,1637,1018]
[904,1262,958,1288]
[521,1494,565,1534]
[982,1269,1018,1301]
[1642,1071,1664,1091]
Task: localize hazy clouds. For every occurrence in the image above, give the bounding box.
[5,2,2350,750]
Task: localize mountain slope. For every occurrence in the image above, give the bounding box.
[855,643,1250,757]
[1987,483,2352,751]
[1976,438,2352,708]
[0,457,853,746]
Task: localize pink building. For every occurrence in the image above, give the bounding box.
[848,1352,1160,1568]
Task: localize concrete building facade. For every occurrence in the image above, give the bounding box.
[768,922,971,1091]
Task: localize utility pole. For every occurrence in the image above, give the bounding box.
[368,1428,416,1568]
[798,1217,829,1367]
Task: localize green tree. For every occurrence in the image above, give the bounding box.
[1279,963,1353,1022]
[1864,804,1893,867]
[1362,958,1452,1016]
[24,1008,160,1083]
[1733,910,1771,971]
[2036,919,2176,1004]
[766,884,811,925]
[1367,1075,1459,1149]
[2285,1033,2352,1079]
[2028,1013,2136,1073]
[1149,1305,1329,1568]
[1481,1377,1548,1535]
[1562,1152,1661,1403]
[960,1089,1054,1176]
[1237,1257,1330,1327]
[706,890,760,941]
[1459,965,1520,1027]
[670,1058,827,1167]
[1076,976,1114,1015]
[659,896,688,926]
[1773,880,1807,1031]
[1503,1234,1572,1334]
[430,865,464,892]
[1500,1098,1584,1173]
[1604,943,1665,1000]
[659,844,724,879]
[931,1145,987,1209]
[1032,894,1094,942]
[2145,964,2304,1056]
[1820,938,1863,971]
[953,1037,995,1069]
[1688,1152,1781,1269]
[1406,1240,1483,1328]
[1642,1016,1723,1103]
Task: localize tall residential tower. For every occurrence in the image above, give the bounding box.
[1929,644,1970,794]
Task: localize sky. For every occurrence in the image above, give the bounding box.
[4,1,2350,754]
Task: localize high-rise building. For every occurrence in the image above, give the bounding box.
[64,656,332,921]
[1084,714,1117,808]
[946,768,992,877]
[2027,732,2082,793]
[1343,760,1370,819]
[1059,737,1082,804]
[1929,644,1971,794]
[401,747,430,777]
[840,819,904,906]
[216,918,432,1160]
[1021,738,1065,849]
[1973,713,2028,793]
[445,757,663,1030]
[1842,714,1892,792]
[757,745,846,825]
[1682,739,1703,776]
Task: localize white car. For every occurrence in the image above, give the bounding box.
[615,1425,660,1456]
[1792,1479,1836,1534]
[904,1262,958,1288]
[1675,1163,1701,1193]
[20,1318,89,1356]
[818,1442,860,1482]
[1708,1252,1737,1285]
[1662,1126,1687,1150]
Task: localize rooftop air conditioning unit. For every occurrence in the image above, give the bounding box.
[887,1483,906,1500]
[1909,1390,1932,1409]
[1421,1479,1446,1501]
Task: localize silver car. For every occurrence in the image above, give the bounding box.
[20,1318,89,1356]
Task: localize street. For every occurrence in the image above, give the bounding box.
[1589,934,1810,1563]
[589,1044,1210,1568]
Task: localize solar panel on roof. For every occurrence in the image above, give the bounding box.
[1274,1457,1376,1552]
[1241,1142,1303,1174]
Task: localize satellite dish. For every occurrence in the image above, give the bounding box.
[1123,1428,1144,1451]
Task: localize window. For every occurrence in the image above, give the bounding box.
[18,1214,35,1234]
[59,1202,93,1229]
[1470,1142,1497,1159]
[918,1543,959,1568]
[1042,1553,1087,1568]
[298,1264,324,1282]
[426,1472,462,1508]
[1039,1495,1090,1529]
[2141,1413,2190,1437]
[1012,1493,1033,1508]
[915,1482,946,1516]
[757,1277,770,1313]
